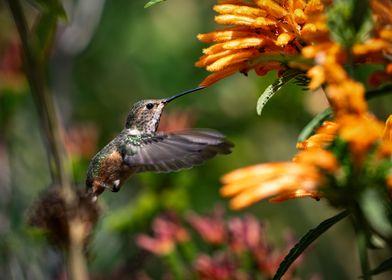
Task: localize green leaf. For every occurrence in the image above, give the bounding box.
[327,0,372,48]
[256,69,304,115]
[359,188,392,240]
[144,0,166,8]
[33,12,58,63]
[293,74,310,91]
[30,0,67,63]
[327,0,354,47]
[297,108,333,142]
[356,223,371,280]
[352,0,372,38]
[34,0,66,19]
[366,256,392,276]
[273,210,350,280]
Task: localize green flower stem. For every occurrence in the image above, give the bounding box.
[164,250,186,280]
[5,0,71,193]
[351,204,371,280]
[179,240,197,263]
[6,1,88,280]
[356,226,371,280]
[239,251,254,274]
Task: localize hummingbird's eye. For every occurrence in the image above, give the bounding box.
[146,103,154,110]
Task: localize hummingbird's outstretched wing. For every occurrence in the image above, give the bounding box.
[122,129,233,172]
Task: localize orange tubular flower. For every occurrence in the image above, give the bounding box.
[383,115,392,144]
[338,113,385,164]
[208,0,392,214]
[220,148,338,209]
[325,79,368,117]
[303,0,392,94]
[196,0,330,86]
[297,121,339,150]
[353,0,392,64]
[361,0,392,86]
[222,114,392,209]
[382,115,392,192]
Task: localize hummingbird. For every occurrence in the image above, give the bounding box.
[86,86,233,198]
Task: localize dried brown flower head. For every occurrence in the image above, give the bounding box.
[28,187,100,249]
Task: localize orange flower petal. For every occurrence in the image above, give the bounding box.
[196,49,238,67]
[304,0,325,14]
[221,157,332,209]
[324,63,348,84]
[383,115,392,144]
[301,42,333,58]
[291,0,307,10]
[215,14,276,28]
[199,63,246,86]
[380,27,392,41]
[221,176,261,197]
[307,65,325,89]
[206,49,259,72]
[218,0,258,7]
[293,8,307,24]
[197,29,257,43]
[254,0,288,18]
[326,80,367,115]
[338,114,385,164]
[371,0,392,25]
[203,43,226,55]
[297,121,339,150]
[213,4,267,17]
[276,32,296,46]
[353,39,390,56]
[387,63,392,75]
[229,174,318,209]
[387,174,392,189]
[254,61,282,76]
[222,37,269,50]
[221,163,319,192]
[293,149,339,172]
[269,189,321,203]
[222,162,287,184]
[301,22,329,41]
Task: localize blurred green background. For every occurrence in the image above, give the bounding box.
[1,0,392,279]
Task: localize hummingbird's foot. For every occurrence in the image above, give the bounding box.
[111,180,121,192]
[86,188,99,202]
[98,182,115,192]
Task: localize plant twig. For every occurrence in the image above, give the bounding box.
[352,204,372,280]
[356,227,371,280]
[6,1,88,279]
[6,0,71,193]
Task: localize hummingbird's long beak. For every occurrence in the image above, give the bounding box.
[163,86,206,104]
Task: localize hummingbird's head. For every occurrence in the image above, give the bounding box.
[125,99,166,134]
[125,86,205,134]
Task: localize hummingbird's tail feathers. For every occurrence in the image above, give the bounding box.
[123,129,233,173]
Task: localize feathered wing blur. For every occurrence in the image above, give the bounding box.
[123,128,233,172]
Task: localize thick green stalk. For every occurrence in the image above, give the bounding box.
[5,0,71,192]
[6,1,88,279]
[356,230,371,280]
[352,205,371,280]
[164,250,186,280]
